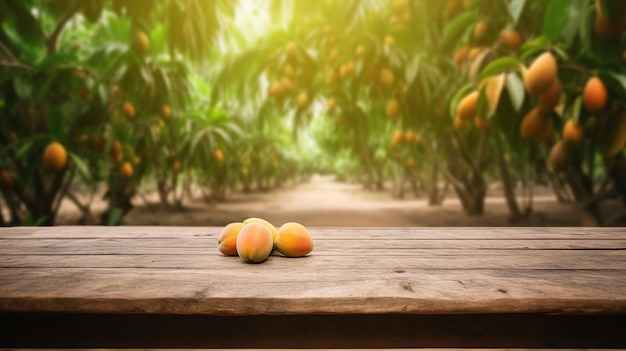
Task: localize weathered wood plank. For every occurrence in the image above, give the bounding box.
[1,250,625,269]
[1,226,626,348]
[1,226,625,239]
[0,268,624,314]
[1,238,625,252]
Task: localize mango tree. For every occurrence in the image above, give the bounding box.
[0,0,234,225]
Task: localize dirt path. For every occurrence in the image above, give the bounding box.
[116,175,584,227]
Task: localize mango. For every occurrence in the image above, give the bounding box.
[520,108,549,140]
[218,222,244,256]
[563,119,584,145]
[243,217,278,244]
[43,142,67,172]
[524,52,557,97]
[236,222,274,263]
[275,222,314,258]
[583,77,608,114]
[538,79,562,112]
[549,140,571,173]
[457,91,478,121]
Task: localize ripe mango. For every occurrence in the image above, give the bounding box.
[386,99,399,118]
[563,119,584,145]
[218,222,244,256]
[549,140,571,172]
[457,91,478,121]
[43,142,67,172]
[133,31,150,53]
[583,77,608,114]
[520,108,549,140]
[275,222,314,258]
[236,222,274,263]
[0,171,13,188]
[524,52,557,97]
[500,29,521,50]
[120,162,133,178]
[243,217,278,244]
[379,68,395,88]
[538,79,562,112]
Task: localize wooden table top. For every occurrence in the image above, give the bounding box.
[1,226,625,316]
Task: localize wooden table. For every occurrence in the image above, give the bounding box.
[0,226,625,348]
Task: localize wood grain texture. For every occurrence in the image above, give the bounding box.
[0,226,625,316]
[1,226,625,348]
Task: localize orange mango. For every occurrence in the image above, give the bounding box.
[43,142,67,172]
[243,217,278,244]
[218,222,245,256]
[236,222,274,263]
[275,222,314,257]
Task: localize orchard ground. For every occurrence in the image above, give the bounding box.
[54,176,624,227]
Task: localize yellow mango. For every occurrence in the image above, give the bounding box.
[236,222,274,263]
[218,222,244,256]
[275,222,314,258]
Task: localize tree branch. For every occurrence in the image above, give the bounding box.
[45,2,81,55]
[52,168,75,215]
[0,42,34,72]
[579,186,618,210]
[66,190,88,212]
[452,130,482,177]
[0,41,19,61]
[474,131,487,172]
[0,60,34,71]
[424,141,466,191]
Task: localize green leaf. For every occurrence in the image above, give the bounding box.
[441,12,479,51]
[14,75,33,99]
[140,64,155,88]
[15,139,36,161]
[69,153,92,183]
[570,96,583,124]
[509,0,527,25]
[484,73,507,114]
[2,1,44,46]
[479,57,520,80]
[506,73,525,112]
[543,0,571,41]
[47,110,66,143]
[36,53,76,71]
[449,84,475,119]
[520,36,552,60]
[579,0,594,53]
[551,45,569,61]
[561,0,586,46]
[107,208,124,226]
[476,87,490,119]
[81,0,104,22]
[599,72,626,102]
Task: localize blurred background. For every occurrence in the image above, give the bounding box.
[0,0,625,227]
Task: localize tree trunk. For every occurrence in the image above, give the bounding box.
[547,173,572,203]
[564,167,602,226]
[100,178,135,225]
[427,162,444,206]
[374,164,385,191]
[410,175,420,198]
[453,174,486,216]
[1,190,23,225]
[157,179,170,207]
[495,144,522,220]
[391,164,404,199]
[609,153,626,207]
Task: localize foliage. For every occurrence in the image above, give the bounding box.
[1,0,626,226]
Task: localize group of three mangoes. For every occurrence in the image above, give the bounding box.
[218,218,314,263]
